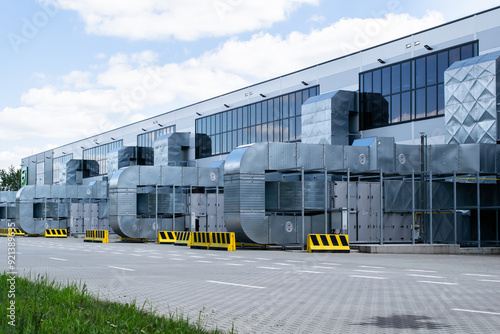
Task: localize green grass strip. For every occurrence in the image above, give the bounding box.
[0,272,232,334]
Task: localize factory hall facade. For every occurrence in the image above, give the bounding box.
[3,7,500,247]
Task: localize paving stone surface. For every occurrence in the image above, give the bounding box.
[1,237,500,333]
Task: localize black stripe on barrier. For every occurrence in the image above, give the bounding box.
[329,235,339,246]
[167,232,174,239]
[311,235,320,246]
[320,235,329,246]
[339,235,348,246]
[160,232,166,239]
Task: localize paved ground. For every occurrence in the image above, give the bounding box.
[1,236,500,333]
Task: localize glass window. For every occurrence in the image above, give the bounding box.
[242,106,248,128]
[295,92,301,115]
[382,67,391,96]
[289,93,296,117]
[250,104,256,126]
[401,92,411,122]
[237,108,243,128]
[391,94,401,123]
[437,51,448,84]
[267,122,273,142]
[289,117,296,141]
[426,86,437,117]
[232,109,238,129]
[261,123,267,142]
[222,112,227,132]
[461,44,473,60]
[282,119,289,142]
[363,72,372,92]
[256,124,261,142]
[415,58,426,88]
[401,61,411,91]
[415,88,425,119]
[295,116,301,140]
[282,95,289,119]
[391,64,400,94]
[242,128,248,145]
[274,121,280,142]
[267,100,274,122]
[215,114,220,133]
[250,126,256,143]
[273,97,280,121]
[437,84,445,115]
[372,69,381,93]
[262,101,268,123]
[226,111,231,131]
[426,54,437,86]
[449,47,460,65]
[256,103,262,124]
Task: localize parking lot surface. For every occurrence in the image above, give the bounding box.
[2,237,500,333]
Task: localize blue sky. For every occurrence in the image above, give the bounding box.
[0,0,498,170]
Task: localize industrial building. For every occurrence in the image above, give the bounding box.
[2,6,500,247]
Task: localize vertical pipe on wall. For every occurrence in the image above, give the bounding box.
[412,171,415,245]
[324,168,328,234]
[477,172,481,248]
[346,168,350,236]
[155,185,158,237]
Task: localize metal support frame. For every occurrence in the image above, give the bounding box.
[429,171,433,244]
[453,172,457,244]
[216,185,219,232]
[379,171,384,245]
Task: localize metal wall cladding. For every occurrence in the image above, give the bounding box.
[382,213,413,242]
[0,191,16,203]
[445,52,500,144]
[324,145,344,171]
[478,144,497,173]
[344,146,370,172]
[138,166,161,186]
[297,144,324,170]
[278,182,326,211]
[35,185,51,198]
[395,145,421,173]
[268,215,299,244]
[302,96,333,145]
[384,180,421,211]
[198,167,222,187]
[458,144,481,172]
[376,138,396,173]
[161,167,182,185]
[430,144,459,173]
[269,143,297,171]
[107,150,119,177]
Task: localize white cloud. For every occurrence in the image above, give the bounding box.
[197,11,446,79]
[0,10,446,169]
[52,0,319,40]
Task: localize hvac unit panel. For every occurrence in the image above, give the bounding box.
[265,182,279,210]
[162,168,182,186]
[269,143,297,170]
[344,146,370,172]
[139,167,161,187]
[431,182,454,209]
[269,215,299,244]
[240,212,269,244]
[115,191,137,216]
[430,145,459,173]
[459,145,480,172]
[51,186,66,199]
[238,179,265,211]
[395,145,421,173]
[479,144,497,173]
[376,138,396,172]
[356,211,373,242]
[383,213,412,242]
[324,145,344,171]
[35,186,50,198]
[297,144,324,170]
[182,167,198,186]
[356,183,371,211]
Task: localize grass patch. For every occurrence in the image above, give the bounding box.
[0,272,231,334]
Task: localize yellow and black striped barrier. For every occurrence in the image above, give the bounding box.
[174,232,192,246]
[191,232,211,249]
[83,230,109,243]
[158,231,177,244]
[307,234,350,253]
[209,232,236,251]
[0,228,25,237]
[45,229,68,238]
